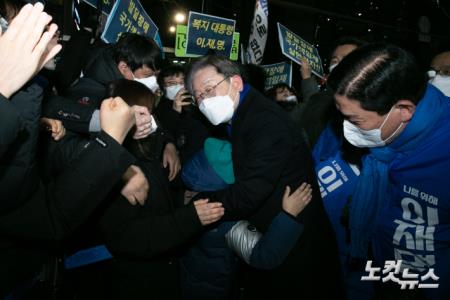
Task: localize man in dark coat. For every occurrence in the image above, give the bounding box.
[186,55,343,299]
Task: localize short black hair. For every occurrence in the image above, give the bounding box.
[0,0,24,21]
[157,64,186,90]
[328,43,428,115]
[113,33,162,72]
[265,83,297,101]
[107,78,155,111]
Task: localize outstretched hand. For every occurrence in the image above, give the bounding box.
[0,3,62,98]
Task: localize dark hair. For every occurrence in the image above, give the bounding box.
[185,55,241,94]
[0,0,24,21]
[157,64,186,90]
[107,78,155,110]
[113,33,162,72]
[265,83,297,101]
[107,79,156,160]
[327,43,428,115]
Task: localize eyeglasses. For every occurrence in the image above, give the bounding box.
[194,76,229,101]
[429,66,450,77]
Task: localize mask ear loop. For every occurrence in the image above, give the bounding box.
[380,106,403,143]
[379,106,395,131]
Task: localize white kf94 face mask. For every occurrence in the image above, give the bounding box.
[134,75,159,93]
[429,74,450,97]
[199,95,235,125]
[198,78,237,125]
[343,107,403,148]
[165,84,184,100]
[285,95,298,102]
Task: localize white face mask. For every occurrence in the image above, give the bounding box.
[199,95,235,125]
[134,75,159,93]
[198,78,237,125]
[165,84,184,100]
[343,107,403,148]
[285,95,298,102]
[429,74,450,97]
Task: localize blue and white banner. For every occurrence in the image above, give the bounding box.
[101,0,158,43]
[261,61,292,90]
[186,11,235,57]
[245,0,268,64]
[277,22,324,78]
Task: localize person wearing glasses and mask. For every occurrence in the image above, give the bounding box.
[428,50,450,97]
[182,55,343,300]
[155,64,217,163]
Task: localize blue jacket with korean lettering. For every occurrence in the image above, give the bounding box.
[356,85,450,300]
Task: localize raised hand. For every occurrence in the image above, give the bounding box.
[0,3,62,98]
[100,97,135,144]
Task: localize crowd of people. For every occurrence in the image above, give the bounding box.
[1,2,450,300]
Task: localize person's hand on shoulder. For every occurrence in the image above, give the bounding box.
[282,183,312,217]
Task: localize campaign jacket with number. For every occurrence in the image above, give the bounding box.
[312,124,361,273]
[372,93,450,300]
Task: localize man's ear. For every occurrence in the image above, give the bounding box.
[395,99,416,123]
[230,75,244,92]
[117,61,131,78]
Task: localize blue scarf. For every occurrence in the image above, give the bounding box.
[349,84,448,259]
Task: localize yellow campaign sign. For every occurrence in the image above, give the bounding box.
[175,25,239,61]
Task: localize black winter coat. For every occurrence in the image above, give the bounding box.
[44,45,122,133]
[45,133,204,299]
[195,86,344,299]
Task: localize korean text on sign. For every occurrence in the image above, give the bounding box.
[186,11,235,57]
[261,62,292,90]
[277,22,324,78]
[102,0,158,43]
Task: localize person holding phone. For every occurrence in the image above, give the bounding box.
[155,64,222,163]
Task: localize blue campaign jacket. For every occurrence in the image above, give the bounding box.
[371,88,450,300]
[313,125,360,275]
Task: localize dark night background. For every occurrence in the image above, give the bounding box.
[56,0,450,76]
